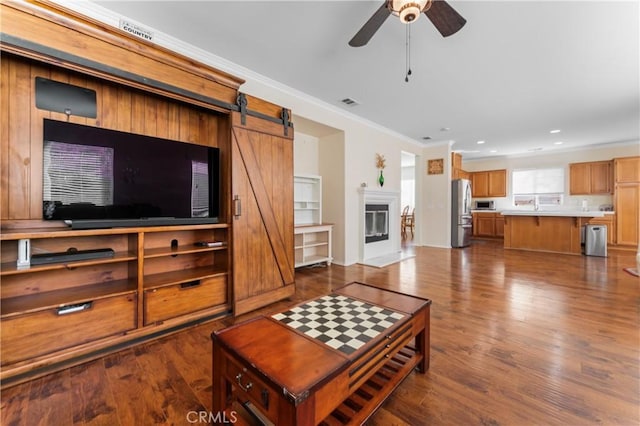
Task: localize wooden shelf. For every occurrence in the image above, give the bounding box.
[0,250,137,276]
[144,244,227,259]
[143,266,228,291]
[1,279,137,318]
[319,345,421,425]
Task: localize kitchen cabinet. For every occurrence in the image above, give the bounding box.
[569,161,613,195]
[471,169,507,198]
[614,156,640,183]
[615,183,639,246]
[451,152,470,180]
[613,157,639,247]
[472,212,503,238]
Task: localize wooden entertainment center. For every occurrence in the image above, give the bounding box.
[0,0,294,386]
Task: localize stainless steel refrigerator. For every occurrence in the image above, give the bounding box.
[451,179,472,248]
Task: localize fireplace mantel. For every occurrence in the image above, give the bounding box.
[358,188,401,264]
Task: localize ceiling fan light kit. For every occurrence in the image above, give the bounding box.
[392,0,432,24]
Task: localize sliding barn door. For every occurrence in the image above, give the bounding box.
[231,112,295,315]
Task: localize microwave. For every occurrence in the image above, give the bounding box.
[474,200,495,210]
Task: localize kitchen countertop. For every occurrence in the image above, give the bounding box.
[500,210,605,217]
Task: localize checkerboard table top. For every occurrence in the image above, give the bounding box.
[272,294,405,355]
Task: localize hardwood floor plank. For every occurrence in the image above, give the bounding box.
[69,359,119,425]
[24,370,72,426]
[103,349,167,425]
[133,339,208,422]
[1,240,638,425]
[0,381,31,426]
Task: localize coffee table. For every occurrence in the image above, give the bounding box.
[211,282,431,425]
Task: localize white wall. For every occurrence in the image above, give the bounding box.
[293,132,319,175]
[421,142,454,248]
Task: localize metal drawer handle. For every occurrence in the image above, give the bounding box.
[235,372,253,392]
[57,302,93,315]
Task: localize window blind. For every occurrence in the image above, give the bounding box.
[512,168,564,194]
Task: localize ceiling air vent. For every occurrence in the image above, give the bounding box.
[340,98,360,106]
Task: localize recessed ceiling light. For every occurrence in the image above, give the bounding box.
[440,127,450,132]
[550,129,561,134]
[489,150,498,153]
[477,140,485,144]
[554,141,563,145]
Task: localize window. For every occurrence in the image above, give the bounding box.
[512,168,564,206]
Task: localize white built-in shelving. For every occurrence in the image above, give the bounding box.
[294,174,332,267]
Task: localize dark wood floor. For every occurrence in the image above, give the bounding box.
[2,240,639,425]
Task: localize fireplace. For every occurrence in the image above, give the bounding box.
[365,204,389,243]
[358,188,401,265]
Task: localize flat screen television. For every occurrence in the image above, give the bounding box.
[42,119,220,229]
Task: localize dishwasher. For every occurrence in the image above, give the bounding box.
[584,224,607,257]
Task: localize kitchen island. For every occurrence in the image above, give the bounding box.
[501,210,605,255]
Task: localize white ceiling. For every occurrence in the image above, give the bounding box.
[92,0,639,160]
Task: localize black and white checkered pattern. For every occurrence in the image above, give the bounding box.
[272,294,405,355]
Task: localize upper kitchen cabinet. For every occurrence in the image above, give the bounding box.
[471,169,507,198]
[451,152,470,180]
[614,156,640,183]
[569,161,613,195]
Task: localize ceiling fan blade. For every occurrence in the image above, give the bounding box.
[349,2,391,47]
[425,0,467,37]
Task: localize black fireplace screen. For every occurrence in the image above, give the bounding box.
[365,204,389,243]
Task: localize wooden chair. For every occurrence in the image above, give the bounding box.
[401,206,414,239]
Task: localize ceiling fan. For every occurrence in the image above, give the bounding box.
[349,0,467,47]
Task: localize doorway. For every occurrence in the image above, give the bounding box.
[401,151,416,249]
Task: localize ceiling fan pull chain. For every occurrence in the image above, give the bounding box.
[405,25,412,82]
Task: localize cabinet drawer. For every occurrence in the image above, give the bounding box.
[144,275,227,325]
[1,293,137,365]
[225,356,280,424]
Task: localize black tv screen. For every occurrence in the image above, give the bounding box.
[42,119,220,229]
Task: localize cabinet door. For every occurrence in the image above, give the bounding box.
[494,216,505,237]
[590,161,612,194]
[615,183,639,246]
[476,214,496,236]
[471,172,489,198]
[569,163,591,195]
[488,170,507,197]
[615,157,640,183]
[231,114,295,315]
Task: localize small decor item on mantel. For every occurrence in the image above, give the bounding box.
[376,153,386,187]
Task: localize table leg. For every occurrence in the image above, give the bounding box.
[212,340,231,414]
[415,304,430,373]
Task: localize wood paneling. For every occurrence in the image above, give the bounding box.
[2,241,638,426]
